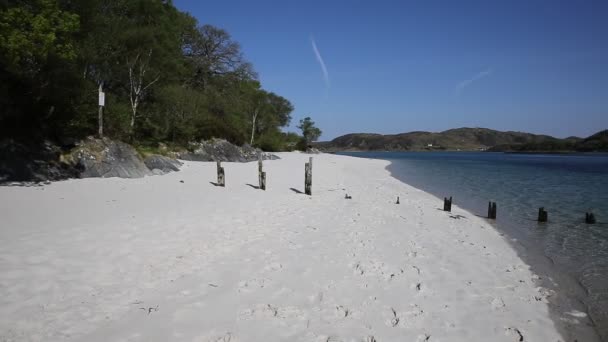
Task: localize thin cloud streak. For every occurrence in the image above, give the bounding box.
[311,36,330,91]
[455,69,493,94]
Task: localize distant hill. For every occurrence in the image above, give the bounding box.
[315,128,608,152]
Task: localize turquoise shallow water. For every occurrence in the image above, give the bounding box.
[338,151,608,339]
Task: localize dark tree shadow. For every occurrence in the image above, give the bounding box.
[209,182,223,187]
[246,183,259,189]
[290,187,304,194]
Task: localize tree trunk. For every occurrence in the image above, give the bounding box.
[250,109,258,145]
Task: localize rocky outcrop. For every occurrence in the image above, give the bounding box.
[178,139,279,162]
[144,154,182,174]
[2,137,278,184]
[0,140,81,183]
[66,137,152,178]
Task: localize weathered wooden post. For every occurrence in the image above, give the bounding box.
[304,157,312,195]
[443,196,452,212]
[260,171,266,190]
[488,201,497,219]
[585,212,596,224]
[216,161,225,187]
[538,207,548,222]
[258,155,265,190]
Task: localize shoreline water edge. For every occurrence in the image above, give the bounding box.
[338,152,608,341]
[382,160,602,342]
[0,152,601,341]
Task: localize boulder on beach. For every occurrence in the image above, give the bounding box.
[0,140,81,183]
[144,154,182,174]
[66,137,152,178]
[178,138,279,162]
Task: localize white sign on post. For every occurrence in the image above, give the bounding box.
[99,92,105,107]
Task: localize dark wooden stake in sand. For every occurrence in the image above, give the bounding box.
[488,201,497,219]
[444,196,452,212]
[304,157,313,195]
[538,207,548,222]
[258,156,266,190]
[260,172,266,191]
[585,212,596,224]
[216,161,225,187]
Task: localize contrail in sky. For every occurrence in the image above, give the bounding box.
[311,36,330,91]
[455,68,493,95]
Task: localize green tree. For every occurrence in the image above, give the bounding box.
[0,0,80,139]
[297,117,322,146]
[0,0,296,152]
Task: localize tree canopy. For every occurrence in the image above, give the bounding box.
[0,0,311,151]
[298,117,322,146]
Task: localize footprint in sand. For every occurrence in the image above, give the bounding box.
[263,262,283,272]
[491,297,506,310]
[313,336,343,342]
[505,327,525,341]
[308,291,324,304]
[335,305,351,318]
[237,278,270,293]
[384,305,425,328]
[238,304,304,320]
[197,332,236,342]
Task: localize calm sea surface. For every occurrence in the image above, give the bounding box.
[338,151,608,338]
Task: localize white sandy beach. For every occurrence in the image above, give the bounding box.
[0,153,578,341]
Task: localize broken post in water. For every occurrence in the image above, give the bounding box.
[304,157,313,195]
[444,196,452,212]
[585,212,596,224]
[538,207,548,222]
[216,161,225,187]
[488,201,497,219]
[258,155,265,190]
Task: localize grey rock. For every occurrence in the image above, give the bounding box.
[144,154,182,174]
[68,137,151,178]
[0,140,81,183]
[178,139,279,162]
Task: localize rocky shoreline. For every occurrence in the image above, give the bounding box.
[0,138,278,185]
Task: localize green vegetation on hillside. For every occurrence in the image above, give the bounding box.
[0,0,301,151]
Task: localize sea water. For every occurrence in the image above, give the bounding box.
[338,151,608,338]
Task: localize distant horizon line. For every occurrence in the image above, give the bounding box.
[307,126,607,142]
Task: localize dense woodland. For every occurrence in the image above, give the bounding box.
[0,0,312,151]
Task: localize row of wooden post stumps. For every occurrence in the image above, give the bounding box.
[216,157,599,224]
[440,196,597,224]
[215,156,313,195]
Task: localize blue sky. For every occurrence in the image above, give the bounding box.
[174,0,607,140]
